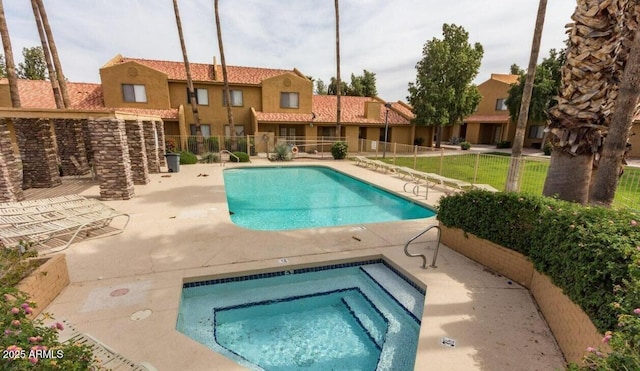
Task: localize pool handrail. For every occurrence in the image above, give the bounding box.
[404,224,441,269]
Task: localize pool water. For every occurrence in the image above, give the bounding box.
[222,166,435,230]
[177,260,425,370]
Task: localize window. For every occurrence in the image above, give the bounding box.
[280,92,299,108]
[495,98,507,111]
[319,126,336,137]
[528,125,545,139]
[223,90,243,107]
[122,84,147,103]
[189,124,211,137]
[186,88,209,105]
[224,125,245,137]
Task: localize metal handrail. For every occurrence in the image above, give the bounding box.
[219,150,239,166]
[404,224,441,269]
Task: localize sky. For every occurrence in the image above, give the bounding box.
[3,0,576,103]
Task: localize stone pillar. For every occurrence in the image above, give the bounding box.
[14,118,61,189]
[88,118,135,200]
[53,119,90,176]
[0,119,24,201]
[125,120,150,185]
[142,120,160,173]
[81,120,93,164]
[156,120,167,167]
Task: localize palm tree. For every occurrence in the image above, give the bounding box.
[31,0,63,109]
[505,0,547,192]
[589,25,640,206]
[0,0,20,107]
[542,0,636,204]
[214,0,236,151]
[34,0,69,108]
[334,0,341,137]
[172,0,203,153]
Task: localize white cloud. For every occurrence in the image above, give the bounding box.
[3,0,575,102]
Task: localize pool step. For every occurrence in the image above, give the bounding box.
[341,292,388,348]
[360,264,425,320]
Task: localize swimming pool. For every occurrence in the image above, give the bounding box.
[177,259,425,370]
[222,166,435,230]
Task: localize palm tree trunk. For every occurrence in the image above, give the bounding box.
[542,0,636,204]
[172,0,203,154]
[590,25,640,206]
[215,0,236,151]
[335,0,341,138]
[35,0,69,108]
[0,0,20,107]
[505,0,547,192]
[31,0,63,109]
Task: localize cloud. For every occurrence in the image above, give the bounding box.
[3,0,575,102]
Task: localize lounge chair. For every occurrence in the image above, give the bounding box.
[0,195,130,251]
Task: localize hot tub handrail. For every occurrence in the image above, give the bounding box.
[219,150,239,166]
[404,224,441,269]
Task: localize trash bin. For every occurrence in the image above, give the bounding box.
[164,153,180,173]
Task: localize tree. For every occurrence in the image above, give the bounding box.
[505,49,564,123]
[346,70,377,97]
[542,1,637,204]
[172,0,203,153]
[334,0,341,136]
[0,54,5,78]
[408,23,483,148]
[327,76,348,96]
[34,0,69,107]
[315,78,327,95]
[505,0,547,193]
[215,0,237,151]
[17,46,46,80]
[589,25,640,206]
[0,0,20,107]
[31,0,62,108]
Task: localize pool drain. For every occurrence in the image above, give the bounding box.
[130,309,152,321]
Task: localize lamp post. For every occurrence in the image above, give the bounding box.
[382,102,392,158]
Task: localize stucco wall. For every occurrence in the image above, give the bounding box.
[440,224,607,366]
[261,73,313,114]
[100,61,171,109]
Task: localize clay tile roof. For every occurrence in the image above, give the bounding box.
[253,112,314,123]
[12,79,105,110]
[311,95,411,125]
[465,114,511,123]
[121,57,292,84]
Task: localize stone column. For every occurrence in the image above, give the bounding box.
[156,120,167,167]
[14,118,61,189]
[88,118,135,200]
[0,119,24,201]
[125,120,150,185]
[81,119,93,164]
[142,120,160,173]
[53,119,90,176]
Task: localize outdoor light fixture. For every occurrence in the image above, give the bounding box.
[382,102,393,159]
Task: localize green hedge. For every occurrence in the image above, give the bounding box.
[438,190,640,333]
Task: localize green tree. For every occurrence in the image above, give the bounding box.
[408,23,483,148]
[17,46,46,80]
[327,76,348,96]
[347,70,377,97]
[315,78,328,95]
[0,54,5,78]
[505,49,564,124]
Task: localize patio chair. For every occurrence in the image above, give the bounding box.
[0,195,130,251]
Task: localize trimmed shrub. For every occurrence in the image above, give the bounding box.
[178,151,198,164]
[460,141,471,150]
[273,142,292,161]
[331,142,348,160]
[231,151,250,162]
[496,140,511,149]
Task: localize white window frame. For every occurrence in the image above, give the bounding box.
[122,84,147,103]
[280,92,299,108]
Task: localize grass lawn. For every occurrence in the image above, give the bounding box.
[378,153,640,209]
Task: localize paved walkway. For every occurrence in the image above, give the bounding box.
[36,159,565,370]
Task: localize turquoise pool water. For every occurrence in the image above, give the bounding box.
[222,166,435,230]
[177,260,425,370]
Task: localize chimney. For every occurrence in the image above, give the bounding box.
[364,101,381,120]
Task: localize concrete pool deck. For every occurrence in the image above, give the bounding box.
[32,159,566,371]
